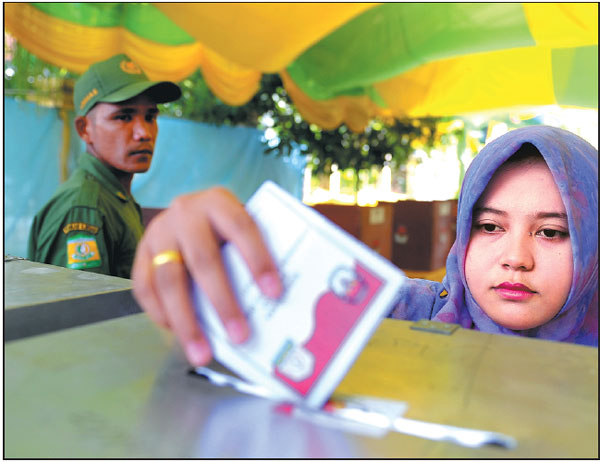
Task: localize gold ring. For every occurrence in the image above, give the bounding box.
[152,250,183,267]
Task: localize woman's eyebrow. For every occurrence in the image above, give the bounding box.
[474,207,567,220]
[535,212,568,220]
[473,206,506,217]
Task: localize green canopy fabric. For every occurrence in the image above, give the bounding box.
[5,3,597,131]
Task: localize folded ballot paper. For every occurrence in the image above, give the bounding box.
[192,181,406,409]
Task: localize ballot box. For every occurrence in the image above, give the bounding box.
[311,202,394,260]
[4,258,140,341]
[385,199,457,271]
[5,313,597,458]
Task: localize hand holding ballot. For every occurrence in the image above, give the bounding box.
[131,186,284,367]
[132,182,405,407]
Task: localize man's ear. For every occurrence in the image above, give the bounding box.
[75,116,91,143]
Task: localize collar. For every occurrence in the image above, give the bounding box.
[79,152,132,202]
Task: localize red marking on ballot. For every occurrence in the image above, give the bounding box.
[273,262,383,395]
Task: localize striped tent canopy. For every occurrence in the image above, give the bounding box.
[5,2,598,132]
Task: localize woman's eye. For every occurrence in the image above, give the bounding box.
[480,223,500,233]
[473,222,502,234]
[537,228,568,239]
[115,114,131,121]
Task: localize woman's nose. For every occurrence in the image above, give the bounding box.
[500,232,534,271]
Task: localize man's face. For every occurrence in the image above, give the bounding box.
[78,94,159,173]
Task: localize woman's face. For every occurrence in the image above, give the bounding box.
[464,159,573,330]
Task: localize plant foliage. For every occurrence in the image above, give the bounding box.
[161,72,443,175]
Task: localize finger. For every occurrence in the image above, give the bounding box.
[180,189,283,298]
[173,207,251,344]
[150,248,213,367]
[141,212,213,366]
[131,238,170,329]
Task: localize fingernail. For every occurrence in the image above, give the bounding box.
[258,272,283,299]
[226,318,249,344]
[185,340,211,366]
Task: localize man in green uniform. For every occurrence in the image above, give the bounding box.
[27,54,181,278]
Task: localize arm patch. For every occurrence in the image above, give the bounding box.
[67,233,102,269]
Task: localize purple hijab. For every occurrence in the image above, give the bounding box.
[390,125,598,346]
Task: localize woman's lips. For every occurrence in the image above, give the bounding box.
[494,282,536,301]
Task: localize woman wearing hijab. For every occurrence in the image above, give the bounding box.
[132,125,598,367]
[390,126,598,346]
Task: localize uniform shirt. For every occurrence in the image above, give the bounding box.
[27,152,144,278]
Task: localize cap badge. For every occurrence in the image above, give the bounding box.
[80,88,98,110]
[120,60,142,75]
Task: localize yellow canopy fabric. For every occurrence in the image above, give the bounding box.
[156,3,378,72]
[5,3,598,131]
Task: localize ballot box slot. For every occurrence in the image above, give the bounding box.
[410,319,459,335]
[189,366,274,399]
[188,367,516,449]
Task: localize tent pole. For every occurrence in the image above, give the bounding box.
[59,108,70,182]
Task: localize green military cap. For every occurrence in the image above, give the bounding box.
[73,54,182,116]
